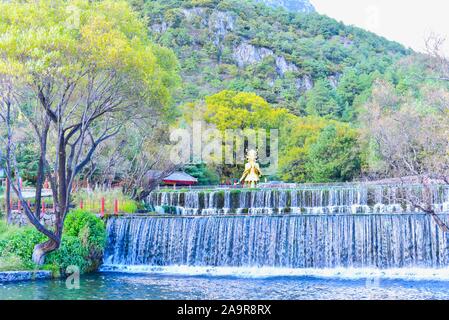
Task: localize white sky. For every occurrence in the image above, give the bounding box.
[310,0,449,55]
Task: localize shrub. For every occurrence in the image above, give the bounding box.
[46,236,89,274]
[64,209,106,250]
[0,210,106,274]
[46,210,106,274]
[0,225,46,269]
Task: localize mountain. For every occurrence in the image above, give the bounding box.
[138,0,410,119]
[254,0,315,13]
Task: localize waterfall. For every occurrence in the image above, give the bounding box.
[103,214,449,269]
[148,184,449,216]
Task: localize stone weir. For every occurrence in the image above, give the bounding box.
[103,213,449,269]
[147,184,449,216]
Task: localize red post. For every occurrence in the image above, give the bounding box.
[41,202,45,219]
[100,197,105,217]
[114,199,119,215]
[80,199,84,210]
[18,200,21,211]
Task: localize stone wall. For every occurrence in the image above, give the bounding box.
[9,211,55,227]
[0,270,52,283]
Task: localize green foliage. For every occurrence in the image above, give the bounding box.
[0,211,106,274]
[63,209,106,250]
[15,135,40,184]
[0,0,180,136]
[46,236,89,274]
[0,255,26,272]
[0,219,21,240]
[0,221,46,270]
[359,55,449,178]
[192,89,363,183]
[46,210,106,273]
[74,189,139,214]
[305,125,361,182]
[304,79,340,118]
[142,0,409,119]
[278,117,361,183]
[203,90,290,130]
[184,163,220,185]
[1,229,46,265]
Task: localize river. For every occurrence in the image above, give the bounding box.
[3,271,449,300]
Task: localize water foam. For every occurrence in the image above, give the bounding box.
[100,264,449,281]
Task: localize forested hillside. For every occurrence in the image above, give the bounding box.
[134,0,410,120]
[254,0,315,13]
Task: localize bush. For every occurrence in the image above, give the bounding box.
[0,222,46,270]
[64,209,106,250]
[46,236,89,274]
[0,210,106,274]
[46,210,106,274]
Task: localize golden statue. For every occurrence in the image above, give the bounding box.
[239,149,262,188]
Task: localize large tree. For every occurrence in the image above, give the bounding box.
[361,74,449,230]
[0,0,178,263]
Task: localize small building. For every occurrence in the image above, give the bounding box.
[145,170,198,188]
[162,172,198,186]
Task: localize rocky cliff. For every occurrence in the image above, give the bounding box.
[254,0,315,13]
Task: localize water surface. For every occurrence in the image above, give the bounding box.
[3,271,449,300]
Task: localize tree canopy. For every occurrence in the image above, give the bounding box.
[0,0,179,262]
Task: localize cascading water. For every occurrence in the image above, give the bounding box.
[148,184,449,216]
[102,184,449,277]
[103,214,449,269]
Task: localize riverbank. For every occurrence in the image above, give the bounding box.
[0,210,106,279]
[0,270,52,283]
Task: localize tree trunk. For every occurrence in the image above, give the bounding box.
[58,136,68,216]
[32,238,60,265]
[5,100,12,224]
[34,124,49,219]
[5,177,11,224]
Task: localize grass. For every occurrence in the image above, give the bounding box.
[0,255,27,272]
[0,220,36,272]
[73,189,139,214]
[0,220,22,241]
